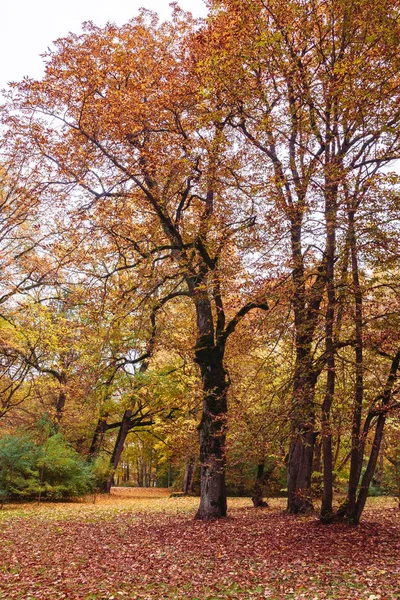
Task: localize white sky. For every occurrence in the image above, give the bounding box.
[1,0,208,89]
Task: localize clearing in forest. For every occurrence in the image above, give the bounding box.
[0,489,399,600]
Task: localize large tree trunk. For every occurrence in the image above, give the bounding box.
[195,347,228,520]
[287,357,316,514]
[286,216,325,514]
[287,424,315,514]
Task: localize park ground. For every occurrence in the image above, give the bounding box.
[0,489,399,600]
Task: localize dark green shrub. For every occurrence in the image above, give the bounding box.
[0,433,94,503]
[37,434,93,499]
[0,435,41,504]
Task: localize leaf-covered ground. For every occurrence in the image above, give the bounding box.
[0,490,399,600]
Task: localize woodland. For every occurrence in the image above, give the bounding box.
[1,0,400,551]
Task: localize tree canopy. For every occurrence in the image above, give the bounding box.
[0,0,399,523]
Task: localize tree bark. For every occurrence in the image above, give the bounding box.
[287,342,319,513]
[88,416,110,459]
[183,456,197,495]
[349,351,400,524]
[105,409,133,493]
[312,434,322,473]
[287,419,315,514]
[321,172,338,522]
[252,459,275,508]
[194,346,228,520]
[287,216,326,514]
[345,207,364,521]
[52,371,67,431]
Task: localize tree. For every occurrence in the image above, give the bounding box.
[0,318,33,419]
[3,1,399,524]
[200,0,400,514]
[4,10,270,519]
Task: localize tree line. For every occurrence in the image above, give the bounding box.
[0,0,400,523]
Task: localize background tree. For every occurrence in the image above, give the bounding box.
[201,0,400,515]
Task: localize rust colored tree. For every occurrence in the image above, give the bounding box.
[200,0,400,514]
[4,10,269,519]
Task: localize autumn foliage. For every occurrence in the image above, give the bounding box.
[0,0,400,529]
[1,492,400,599]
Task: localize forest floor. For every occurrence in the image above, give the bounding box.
[0,489,399,600]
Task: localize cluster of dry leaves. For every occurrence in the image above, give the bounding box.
[0,494,399,599]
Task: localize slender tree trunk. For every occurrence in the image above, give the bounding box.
[321,332,335,521]
[183,457,197,495]
[252,461,267,508]
[375,435,385,487]
[349,351,400,524]
[252,458,275,508]
[311,433,323,496]
[104,350,152,492]
[313,434,322,473]
[321,182,338,522]
[105,409,132,493]
[352,416,385,523]
[54,372,67,430]
[345,208,364,520]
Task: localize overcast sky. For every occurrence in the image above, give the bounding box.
[1,0,208,90]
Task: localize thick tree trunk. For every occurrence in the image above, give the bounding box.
[287,355,316,513]
[287,215,325,514]
[195,347,228,520]
[287,423,315,513]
